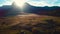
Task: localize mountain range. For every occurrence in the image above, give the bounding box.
[24,3,60,17]
[0,3,60,17]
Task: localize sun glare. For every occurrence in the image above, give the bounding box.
[13,0,26,8]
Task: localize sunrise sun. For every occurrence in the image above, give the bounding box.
[13,0,26,8]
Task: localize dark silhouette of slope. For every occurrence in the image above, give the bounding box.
[0,2,21,17]
[0,5,12,17]
[0,3,60,17]
[24,3,60,17]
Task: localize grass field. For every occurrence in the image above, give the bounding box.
[0,14,60,34]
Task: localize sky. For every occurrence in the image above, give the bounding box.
[0,0,60,7]
[0,0,13,6]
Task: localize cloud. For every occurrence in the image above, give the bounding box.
[0,0,13,6]
[0,0,60,7]
[27,0,60,7]
[27,1,54,7]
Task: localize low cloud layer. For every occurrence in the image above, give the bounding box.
[27,0,60,7]
[0,0,60,7]
[0,0,13,6]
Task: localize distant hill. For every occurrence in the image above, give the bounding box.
[0,3,60,17]
[0,2,21,17]
[24,3,60,17]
